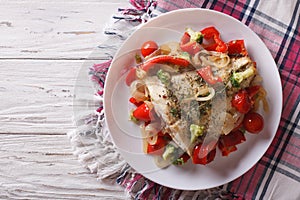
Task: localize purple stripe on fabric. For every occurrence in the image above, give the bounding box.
[244,0,259,26]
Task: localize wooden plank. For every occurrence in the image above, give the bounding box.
[0,60,104,134]
[0,1,131,198]
[0,0,127,59]
[0,134,125,199]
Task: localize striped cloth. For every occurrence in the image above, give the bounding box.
[155,0,300,199]
[69,0,299,199]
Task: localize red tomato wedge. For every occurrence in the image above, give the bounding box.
[125,55,190,86]
[180,32,201,55]
[132,102,151,122]
[218,130,246,157]
[227,40,248,56]
[129,97,143,107]
[141,55,190,72]
[141,40,158,57]
[243,112,264,134]
[192,141,217,165]
[125,68,137,86]
[231,89,252,114]
[197,65,222,84]
[246,85,261,99]
[201,26,228,53]
[219,130,246,147]
[147,136,167,155]
[218,142,238,156]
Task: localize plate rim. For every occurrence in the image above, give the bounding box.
[103,8,283,190]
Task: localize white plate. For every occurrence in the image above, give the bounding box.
[104,8,282,190]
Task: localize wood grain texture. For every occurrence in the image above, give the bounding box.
[0,0,130,198]
[0,60,100,134]
[0,0,127,59]
[0,134,124,199]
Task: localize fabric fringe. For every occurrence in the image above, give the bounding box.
[113,0,158,23]
[68,1,236,199]
[114,165,235,200]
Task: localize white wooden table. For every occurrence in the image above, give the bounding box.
[0,0,128,199]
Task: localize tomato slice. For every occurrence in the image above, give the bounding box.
[180,32,201,55]
[197,65,222,84]
[125,68,137,86]
[179,153,190,163]
[129,97,143,107]
[147,136,167,155]
[141,40,158,57]
[246,85,261,100]
[192,141,217,165]
[126,55,190,86]
[201,26,220,38]
[227,40,248,56]
[132,102,151,122]
[219,130,246,147]
[218,142,237,156]
[231,89,252,114]
[201,26,228,53]
[243,112,264,134]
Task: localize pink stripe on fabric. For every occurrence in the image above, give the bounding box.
[229,164,262,199]
[281,72,299,120]
[284,56,298,72]
[225,0,236,9]
[157,0,202,11]
[92,60,111,73]
[286,41,300,71]
[281,142,300,167]
[264,131,278,157]
[229,116,298,198]
[161,187,172,200]
[267,134,284,158]
[246,24,282,58]
[211,2,224,13]
[210,1,245,21]
[123,173,144,191]
[138,181,156,199]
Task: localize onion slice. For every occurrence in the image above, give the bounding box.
[182,87,215,102]
[154,155,172,169]
[130,80,149,102]
[222,113,235,135]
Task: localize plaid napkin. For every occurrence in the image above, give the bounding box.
[68,0,300,199]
